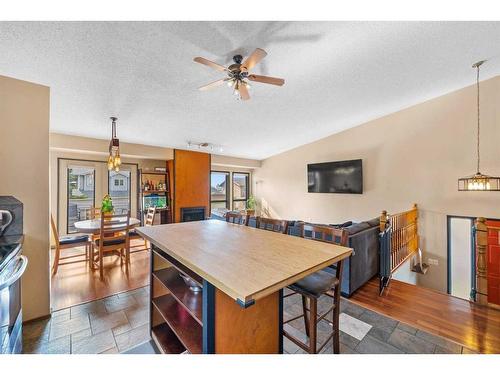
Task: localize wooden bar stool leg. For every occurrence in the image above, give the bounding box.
[302,295,310,337]
[309,297,317,354]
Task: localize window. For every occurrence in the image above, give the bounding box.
[211,171,229,217]
[109,171,131,214]
[67,166,95,233]
[232,172,249,211]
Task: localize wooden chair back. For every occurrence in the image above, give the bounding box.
[50,214,60,247]
[301,223,348,247]
[98,212,131,248]
[225,212,250,226]
[255,217,288,234]
[145,206,156,226]
[89,207,102,219]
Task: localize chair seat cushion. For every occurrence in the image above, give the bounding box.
[94,238,126,246]
[289,269,339,298]
[60,235,89,245]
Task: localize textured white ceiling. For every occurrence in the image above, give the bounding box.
[1,21,500,160]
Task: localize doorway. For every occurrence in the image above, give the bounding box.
[447,216,475,300]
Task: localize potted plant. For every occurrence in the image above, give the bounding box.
[101,194,114,216]
[246,195,256,216]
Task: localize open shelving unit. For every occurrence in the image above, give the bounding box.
[150,248,204,354]
[139,170,172,225]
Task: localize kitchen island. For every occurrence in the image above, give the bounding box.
[136,219,352,354]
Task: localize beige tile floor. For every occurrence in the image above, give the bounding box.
[23,286,150,354]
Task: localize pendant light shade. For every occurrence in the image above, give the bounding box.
[458,60,500,191]
[107,116,121,172]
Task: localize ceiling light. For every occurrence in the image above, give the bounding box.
[107,117,121,172]
[186,141,224,153]
[458,60,500,191]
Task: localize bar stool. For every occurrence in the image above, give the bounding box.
[225,212,250,225]
[283,223,348,354]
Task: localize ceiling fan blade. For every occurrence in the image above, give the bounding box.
[248,74,285,86]
[198,78,230,91]
[193,57,227,72]
[238,83,250,101]
[241,48,267,70]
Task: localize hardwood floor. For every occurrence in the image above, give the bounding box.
[350,278,500,353]
[50,239,150,311]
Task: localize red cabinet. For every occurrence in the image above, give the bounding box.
[486,220,500,305]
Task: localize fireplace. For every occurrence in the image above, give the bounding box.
[180,207,206,222]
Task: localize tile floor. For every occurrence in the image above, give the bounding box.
[283,292,477,354]
[23,287,150,354]
[23,286,477,354]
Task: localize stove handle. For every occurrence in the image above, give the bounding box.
[0,255,28,290]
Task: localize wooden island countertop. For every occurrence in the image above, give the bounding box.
[137,219,352,306]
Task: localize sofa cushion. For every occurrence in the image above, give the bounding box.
[366,218,380,228]
[345,222,370,235]
[329,221,353,228]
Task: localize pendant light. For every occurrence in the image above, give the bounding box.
[458,60,500,191]
[107,116,121,172]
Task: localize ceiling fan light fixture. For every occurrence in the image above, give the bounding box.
[194,48,284,101]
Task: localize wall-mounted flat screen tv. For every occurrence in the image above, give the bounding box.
[307,159,363,194]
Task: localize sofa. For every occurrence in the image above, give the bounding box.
[287,218,380,297]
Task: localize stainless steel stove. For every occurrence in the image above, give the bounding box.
[0,196,27,354]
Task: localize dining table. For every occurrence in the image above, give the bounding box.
[73,217,141,234]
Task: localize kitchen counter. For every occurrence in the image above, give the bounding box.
[137,220,352,354]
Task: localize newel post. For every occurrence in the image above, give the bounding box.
[380,210,388,232]
[475,217,488,305]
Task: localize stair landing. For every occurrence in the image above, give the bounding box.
[349,278,500,353]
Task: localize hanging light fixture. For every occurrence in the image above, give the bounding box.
[107,116,121,172]
[458,60,500,191]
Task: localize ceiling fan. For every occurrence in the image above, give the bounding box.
[193,48,285,101]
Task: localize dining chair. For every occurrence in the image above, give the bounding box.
[90,211,131,280]
[130,206,156,253]
[50,214,90,276]
[255,216,288,234]
[88,207,102,219]
[283,223,348,354]
[225,212,250,226]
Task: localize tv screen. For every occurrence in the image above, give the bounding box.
[307,159,363,194]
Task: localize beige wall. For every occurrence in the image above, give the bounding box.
[0,75,50,321]
[253,75,500,293]
[211,154,261,169]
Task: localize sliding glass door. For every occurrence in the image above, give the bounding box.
[58,159,138,235]
[67,166,96,233]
